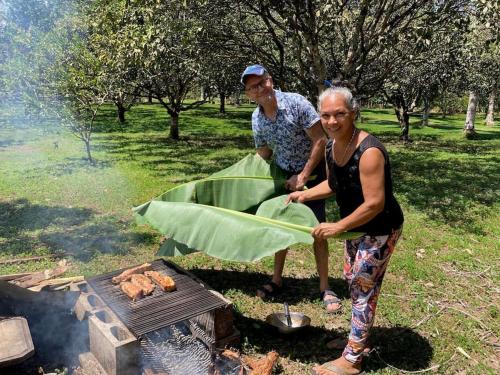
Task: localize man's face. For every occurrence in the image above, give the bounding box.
[244,75,273,103]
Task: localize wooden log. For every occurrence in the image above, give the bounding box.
[11,263,68,289]
[243,351,279,375]
[27,276,84,292]
[0,273,33,281]
[0,253,67,265]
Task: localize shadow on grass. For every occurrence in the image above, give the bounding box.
[21,157,113,177]
[0,198,155,261]
[0,138,25,148]
[188,268,349,303]
[187,268,432,372]
[94,133,253,178]
[93,103,252,134]
[234,312,433,373]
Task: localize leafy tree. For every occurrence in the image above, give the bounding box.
[2,0,108,163]
[382,9,467,141]
[89,0,141,124]
[114,0,224,139]
[199,10,253,114]
[462,1,499,137]
[229,0,467,107]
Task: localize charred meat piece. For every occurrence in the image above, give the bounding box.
[130,274,155,295]
[112,263,152,284]
[144,271,176,292]
[120,281,143,301]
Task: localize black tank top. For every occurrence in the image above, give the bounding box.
[326,134,404,235]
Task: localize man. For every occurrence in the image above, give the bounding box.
[241,64,340,313]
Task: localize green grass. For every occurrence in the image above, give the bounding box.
[0,102,499,374]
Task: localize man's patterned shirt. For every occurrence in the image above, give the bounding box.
[252,90,320,172]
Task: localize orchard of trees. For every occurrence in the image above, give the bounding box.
[0,0,498,162]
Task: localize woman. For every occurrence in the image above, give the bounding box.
[286,87,404,375]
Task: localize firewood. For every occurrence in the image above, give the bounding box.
[0,253,67,265]
[28,276,84,292]
[221,349,241,361]
[243,351,279,375]
[0,272,33,281]
[11,261,69,288]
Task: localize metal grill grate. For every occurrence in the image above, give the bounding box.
[86,259,227,337]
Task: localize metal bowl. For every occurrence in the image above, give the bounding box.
[265,312,311,334]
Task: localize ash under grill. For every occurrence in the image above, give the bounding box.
[87,259,227,337]
[141,320,243,375]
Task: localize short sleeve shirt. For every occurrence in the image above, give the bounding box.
[252,90,320,172]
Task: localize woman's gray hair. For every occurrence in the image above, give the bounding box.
[317,87,360,118]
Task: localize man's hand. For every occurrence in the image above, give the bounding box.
[285,173,308,191]
[311,222,346,239]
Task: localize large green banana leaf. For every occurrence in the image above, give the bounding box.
[140,197,318,262]
[134,154,287,216]
[133,154,363,262]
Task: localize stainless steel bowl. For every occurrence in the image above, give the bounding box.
[265,312,311,334]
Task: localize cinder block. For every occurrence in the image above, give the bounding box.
[71,282,105,321]
[89,307,139,375]
[78,351,107,375]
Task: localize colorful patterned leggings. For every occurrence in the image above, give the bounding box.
[342,227,402,364]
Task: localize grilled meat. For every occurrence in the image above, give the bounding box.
[144,271,176,292]
[131,273,155,295]
[111,263,152,284]
[120,281,143,301]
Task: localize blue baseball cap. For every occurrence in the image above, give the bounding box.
[241,64,267,85]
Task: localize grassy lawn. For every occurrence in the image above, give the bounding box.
[0,102,498,374]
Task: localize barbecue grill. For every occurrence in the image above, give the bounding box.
[73,259,240,375]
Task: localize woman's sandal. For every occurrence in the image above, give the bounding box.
[321,289,342,313]
[310,362,365,375]
[256,280,283,298]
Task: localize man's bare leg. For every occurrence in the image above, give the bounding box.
[256,249,287,298]
[314,238,341,312]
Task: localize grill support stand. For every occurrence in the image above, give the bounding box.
[89,308,139,375]
[71,261,240,375]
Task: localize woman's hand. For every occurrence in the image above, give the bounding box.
[285,191,307,204]
[311,222,346,239]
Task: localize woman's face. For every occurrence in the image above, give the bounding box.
[319,95,356,138]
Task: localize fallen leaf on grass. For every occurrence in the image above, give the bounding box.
[457,346,470,359]
[416,248,426,258]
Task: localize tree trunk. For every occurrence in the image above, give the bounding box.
[117,103,126,123]
[395,107,411,143]
[234,89,240,107]
[169,112,179,140]
[84,139,94,165]
[485,91,495,126]
[148,93,153,104]
[421,98,430,127]
[464,91,477,138]
[219,92,226,114]
[440,92,447,119]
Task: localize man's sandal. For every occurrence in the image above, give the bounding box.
[320,289,342,314]
[310,362,365,375]
[256,280,283,298]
